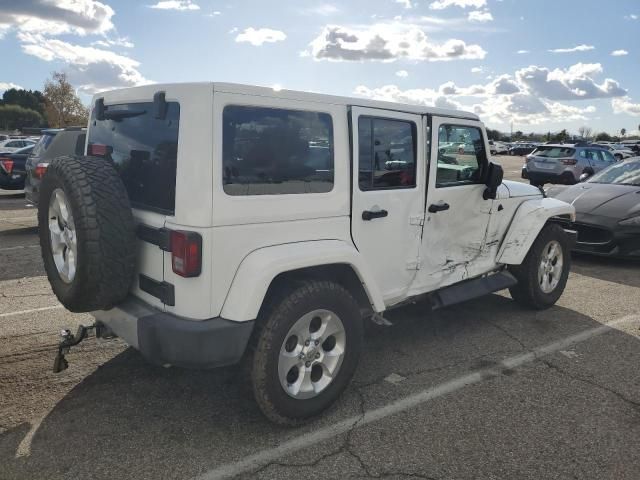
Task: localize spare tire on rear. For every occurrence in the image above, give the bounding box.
[38,155,137,312]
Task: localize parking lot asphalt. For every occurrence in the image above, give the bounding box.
[1,157,639,480]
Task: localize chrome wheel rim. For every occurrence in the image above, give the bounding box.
[278,309,346,400]
[538,240,563,294]
[48,188,77,283]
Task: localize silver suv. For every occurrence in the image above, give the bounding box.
[521,144,617,186]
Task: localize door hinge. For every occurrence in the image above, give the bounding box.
[409,215,425,226]
[406,258,422,270]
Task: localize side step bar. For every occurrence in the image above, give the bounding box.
[430,271,517,310]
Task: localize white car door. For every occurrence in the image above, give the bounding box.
[413,117,495,292]
[350,107,426,306]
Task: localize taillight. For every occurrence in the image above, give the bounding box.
[0,158,13,174]
[35,162,49,179]
[170,230,202,277]
[89,143,108,156]
[561,158,577,165]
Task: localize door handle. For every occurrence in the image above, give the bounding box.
[428,202,450,213]
[362,209,388,221]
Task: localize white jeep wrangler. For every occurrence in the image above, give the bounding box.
[39,83,575,424]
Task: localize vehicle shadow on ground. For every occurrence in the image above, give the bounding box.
[572,253,640,289]
[1,295,638,480]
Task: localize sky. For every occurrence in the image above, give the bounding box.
[1,0,639,135]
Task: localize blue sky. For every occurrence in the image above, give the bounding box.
[1,0,639,134]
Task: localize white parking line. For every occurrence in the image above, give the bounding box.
[0,215,37,222]
[0,305,63,318]
[0,244,39,252]
[195,314,640,480]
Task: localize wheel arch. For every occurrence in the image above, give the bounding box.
[220,240,385,322]
[497,197,575,265]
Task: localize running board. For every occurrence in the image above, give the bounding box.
[430,271,517,310]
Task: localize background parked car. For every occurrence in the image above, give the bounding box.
[0,138,35,153]
[489,140,509,155]
[509,143,537,156]
[0,144,34,191]
[547,157,640,257]
[25,127,86,205]
[621,140,640,155]
[603,144,635,160]
[521,144,616,186]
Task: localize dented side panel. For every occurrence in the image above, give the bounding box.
[496,197,575,265]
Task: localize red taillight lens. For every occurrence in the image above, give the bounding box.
[89,143,108,156]
[35,162,49,179]
[0,158,13,174]
[170,230,202,277]
[561,158,577,165]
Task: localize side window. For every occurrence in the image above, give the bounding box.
[358,117,416,190]
[436,125,485,187]
[579,150,588,159]
[602,150,616,164]
[222,106,334,195]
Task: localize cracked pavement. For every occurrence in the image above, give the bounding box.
[1,161,640,480]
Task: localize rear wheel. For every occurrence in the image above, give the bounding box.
[509,223,571,310]
[250,280,363,425]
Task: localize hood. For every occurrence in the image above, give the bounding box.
[503,180,541,198]
[547,182,640,218]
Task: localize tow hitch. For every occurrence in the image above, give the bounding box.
[53,324,97,373]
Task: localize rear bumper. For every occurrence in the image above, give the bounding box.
[522,168,575,185]
[92,297,254,369]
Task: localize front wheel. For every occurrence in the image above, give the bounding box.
[508,223,571,310]
[250,280,363,425]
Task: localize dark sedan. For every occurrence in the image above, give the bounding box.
[0,145,35,191]
[509,144,537,156]
[547,157,640,258]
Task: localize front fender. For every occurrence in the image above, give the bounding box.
[220,240,385,322]
[497,197,575,265]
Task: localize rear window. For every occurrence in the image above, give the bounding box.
[88,101,180,214]
[31,133,57,156]
[531,146,575,158]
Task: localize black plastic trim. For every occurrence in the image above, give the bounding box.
[136,224,171,251]
[430,271,517,310]
[139,274,175,306]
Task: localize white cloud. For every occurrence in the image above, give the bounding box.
[396,0,413,9]
[0,0,114,36]
[468,10,493,22]
[612,97,640,116]
[19,33,150,94]
[548,44,595,53]
[354,61,627,125]
[0,82,23,94]
[429,0,486,9]
[516,49,529,54]
[92,37,134,48]
[396,69,409,77]
[308,24,486,62]
[624,14,638,20]
[516,63,626,100]
[235,27,286,46]
[148,1,200,11]
[471,66,482,73]
[206,11,222,17]
[302,4,340,16]
[610,49,628,56]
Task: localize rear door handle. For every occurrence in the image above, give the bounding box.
[428,202,450,213]
[362,209,388,221]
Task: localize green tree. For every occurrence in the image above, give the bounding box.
[620,128,626,138]
[1,88,46,116]
[485,128,502,141]
[595,132,612,142]
[43,71,88,128]
[0,104,43,130]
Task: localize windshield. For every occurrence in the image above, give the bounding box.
[531,146,575,158]
[588,158,640,186]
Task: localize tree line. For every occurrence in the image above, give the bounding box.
[0,72,88,131]
[486,126,639,143]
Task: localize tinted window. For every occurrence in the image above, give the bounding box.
[88,102,180,214]
[32,133,57,156]
[436,125,485,187]
[223,106,334,195]
[588,159,640,185]
[531,146,575,158]
[358,117,416,190]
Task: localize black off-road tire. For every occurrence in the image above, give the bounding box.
[38,155,137,312]
[508,223,571,310]
[250,280,363,425]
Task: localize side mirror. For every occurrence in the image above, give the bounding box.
[483,162,503,200]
